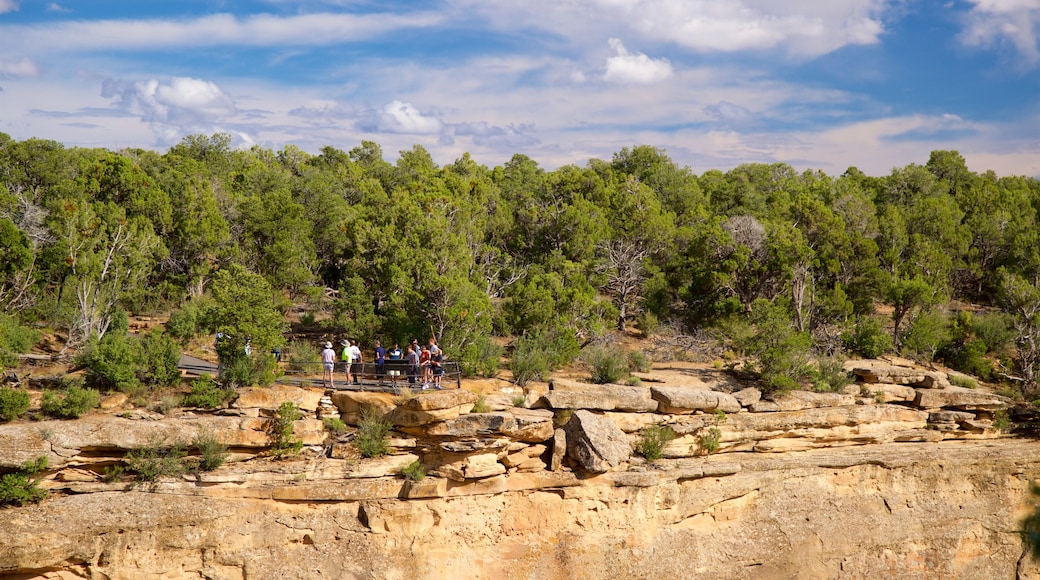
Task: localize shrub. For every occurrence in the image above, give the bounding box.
[166,298,213,346]
[182,375,234,409]
[78,333,142,393]
[812,355,851,393]
[949,374,978,389]
[993,408,1012,431]
[635,311,659,337]
[626,376,643,386]
[511,395,528,408]
[634,423,676,462]
[458,335,502,378]
[139,328,182,388]
[901,310,951,362]
[192,429,228,471]
[699,427,722,454]
[299,312,316,326]
[742,299,814,395]
[583,345,626,385]
[843,316,893,359]
[354,407,392,458]
[0,387,30,422]
[401,459,425,482]
[471,394,491,413]
[271,401,303,457]
[40,384,100,419]
[509,327,580,386]
[153,393,182,415]
[627,350,652,373]
[0,312,40,369]
[126,439,187,481]
[323,417,349,434]
[0,456,48,506]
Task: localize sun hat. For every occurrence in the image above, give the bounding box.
[324,342,332,348]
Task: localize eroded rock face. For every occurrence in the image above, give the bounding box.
[564,410,631,473]
[650,386,741,414]
[1,441,1038,579]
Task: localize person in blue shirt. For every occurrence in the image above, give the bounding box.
[374,340,387,386]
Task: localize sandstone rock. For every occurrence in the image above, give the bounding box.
[389,405,468,427]
[551,428,566,471]
[427,412,515,437]
[436,452,506,481]
[330,391,398,425]
[760,390,855,411]
[869,384,917,403]
[439,438,510,453]
[501,408,555,442]
[544,379,658,412]
[564,410,631,473]
[399,389,477,411]
[929,410,975,423]
[913,387,1011,411]
[502,445,547,468]
[605,412,670,433]
[99,393,128,410]
[345,453,420,478]
[650,386,741,414]
[733,387,762,407]
[233,385,324,412]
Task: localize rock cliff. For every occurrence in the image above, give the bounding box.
[2,359,1039,579]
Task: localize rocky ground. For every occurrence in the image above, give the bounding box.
[2,355,1040,579]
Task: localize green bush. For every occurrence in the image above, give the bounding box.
[742,299,814,395]
[0,312,40,369]
[401,459,425,482]
[125,438,187,481]
[471,394,491,413]
[812,355,852,392]
[40,384,100,419]
[165,298,213,346]
[0,387,30,422]
[509,327,580,386]
[140,328,182,388]
[901,310,951,362]
[634,423,676,462]
[699,427,722,454]
[0,456,48,506]
[627,350,652,373]
[635,311,659,337]
[182,375,234,409]
[843,316,893,359]
[355,407,392,458]
[78,333,141,393]
[511,395,528,408]
[583,345,626,385]
[192,429,228,472]
[458,335,502,378]
[271,401,303,457]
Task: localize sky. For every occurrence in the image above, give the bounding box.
[1,0,1039,177]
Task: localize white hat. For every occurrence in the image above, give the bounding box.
[324,342,332,348]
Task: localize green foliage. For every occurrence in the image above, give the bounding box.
[125,438,187,481]
[0,313,39,369]
[401,459,426,482]
[139,328,182,388]
[192,429,228,471]
[0,457,48,507]
[843,316,893,359]
[457,334,502,378]
[182,374,234,409]
[471,394,491,413]
[208,264,286,387]
[634,423,676,462]
[900,309,951,362]
[78,333,141,394]
[699,427,722,455]
[626,350,652,373]
[40,384,100,419]
[583,345,626,384]
[323,417,349,434]
[165,298,212,346]
[0,387,30,422]
[741,299,814,395]
[949,374,978,389]
[993,408,1012,431]
[271,401,303,457]
[355,407,392,458]
[509,327,580,386]
[511,395,528,408]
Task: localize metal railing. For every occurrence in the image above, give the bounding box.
[276,359,462,390]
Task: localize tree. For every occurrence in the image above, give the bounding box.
[997,269,1040,385]
[207,264,286,386]
[882,276,935,349]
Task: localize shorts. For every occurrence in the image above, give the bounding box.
[376,363,385,376]
[323,362,334,372]
[433,366,443,376]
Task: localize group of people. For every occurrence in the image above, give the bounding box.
[320,337,444,389]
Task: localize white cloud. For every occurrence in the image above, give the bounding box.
[46,3,70,13]
[704,101,755,126]
[603,38,673,84]
[99,77,238,145]
[961,0,1040,64]
[1,11,443,52]
[359,101,443,134]
[0,0,17,15]
[0,57,38,78]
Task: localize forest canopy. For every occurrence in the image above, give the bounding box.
[2,132,1040,394]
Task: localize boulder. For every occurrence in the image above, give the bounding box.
[563,410,631,473]
[928,410,976,423]
[550,428,566,471]
[733,387,762,407]
[427,412,516,437]
[913,387,1011,411]
[544,379,657,412]
[330,391,398,425]
[399,390,477,411]
[501,408,555,442]
[650,386,741,414]
[750,390,854,412]
[435,452,506,481]
[846,360,951,389]
[232,385,324,412]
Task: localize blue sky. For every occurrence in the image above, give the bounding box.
[1,0,1038,176]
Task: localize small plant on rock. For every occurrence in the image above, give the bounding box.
[354,407,392,458]
[271,401,304,457]
[583,345,625,385]
[40,383,100,419]
[511,395,528,408]
[192,428,228,472]
[471,394,491,413]
[182,374,234,409]
[323,417,349,434]
[125,438,187,481]
[401,459,425,482]
[0,387,30,422]
[635,423,676,462]
[0,456,48,506]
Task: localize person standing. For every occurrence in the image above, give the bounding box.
[406,345,419,385]
[419,345,432,389]
[374,340,387,386]
[430,344,444,389]
[349,339,363,385]
[321,341,337,388]
[340,340,353,384]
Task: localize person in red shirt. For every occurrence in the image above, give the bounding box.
[419,345,432,389]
